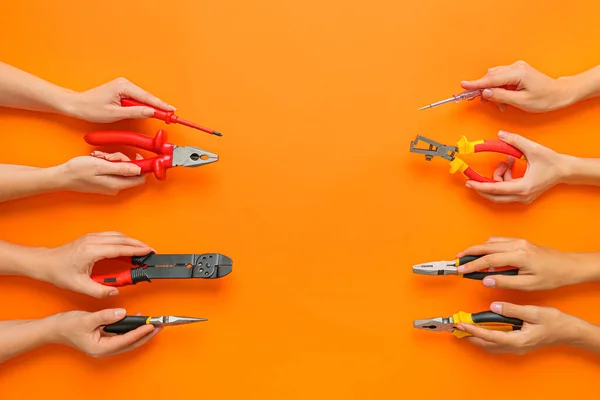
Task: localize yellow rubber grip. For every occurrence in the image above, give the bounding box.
[145,317,152,325]
[456,136,483,155]
[452,311,517,338]
[452,311,473,338]
[449,158,468,175]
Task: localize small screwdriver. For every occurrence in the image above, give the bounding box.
[121,98,223,137]
[418,89,483,110]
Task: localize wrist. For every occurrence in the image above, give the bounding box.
[54,90,83,119]
[563,316,599,349]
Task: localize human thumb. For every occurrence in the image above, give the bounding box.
[497,130,537,156]
[80,278,120,299]
[91,308,126,327]
[119,105,155,119]
[98,159,141,177]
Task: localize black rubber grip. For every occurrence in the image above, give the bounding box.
[130,267,151,284]
[464,269,519,280]
[457,255,482,265]
[472,311,523,327]
[131,252,155,266]
[103,316,149,335]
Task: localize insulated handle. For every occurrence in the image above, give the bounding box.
[103,316,150,334]
[84,129,173,155]
[457,255,519,280]
[91,267,151,287]
[471,311,523,328]
[474,141,524,159]
[463,166,495,183]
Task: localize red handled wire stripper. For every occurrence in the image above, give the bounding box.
[84,129,218,180]
[120,99,222,137]
[92,252,233,287]
[409,135,525,183]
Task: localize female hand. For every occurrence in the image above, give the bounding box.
[465,130,567,204]
[461,60,572,112]
[51,309,160,358]
[459,302,579,355]
[456,237,579,291]
[59,151,147,195]
[38,232,154,298]
[69,77,175,123]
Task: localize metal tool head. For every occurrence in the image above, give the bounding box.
[413,317,454,332]
[412,260,458,276]
[409,135,457,161]
[134,253,233,280]
[173,146,219,167]
[191,253,233,278]
[150,316,208,327]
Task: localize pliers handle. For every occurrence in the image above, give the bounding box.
[458,255,519,280]
[452,311,523,338]
[450,136,525,183]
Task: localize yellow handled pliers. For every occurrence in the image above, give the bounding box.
[413,310,523,338]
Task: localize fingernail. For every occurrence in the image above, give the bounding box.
[483,277,496,287]
[498,130,508,139]
[108,289,118,297]
[461,80,469,85]
[143,108,155,117]
[483,88,493,98]
[155,327,163,333]
[167,104,176,111]
[491,303,503,313]
[465,183,472,189]
[457,266,465,273]
[499,104,507,112]
[456,323,466,330]
[115,309,126,318]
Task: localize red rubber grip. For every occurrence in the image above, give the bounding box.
[464,167,495,183]
[120,98,175,124]
[474,141,523,158]
[84,130,174,180]
[91,270,133,287]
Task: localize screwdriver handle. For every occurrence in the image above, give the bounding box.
[104,316,151,335]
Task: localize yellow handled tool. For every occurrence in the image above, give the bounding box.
[413,311,523,338]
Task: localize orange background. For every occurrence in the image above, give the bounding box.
[1,0,600,398]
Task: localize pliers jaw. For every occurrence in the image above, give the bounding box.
[413,317,454,332]
[190,254,233,278]
[412,261,458,276]
[409,135,457,162]
[173,146,219,167]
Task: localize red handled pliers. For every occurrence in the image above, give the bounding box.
[92,252,233,287]
[84,129,218,180]
[409,135,525,183]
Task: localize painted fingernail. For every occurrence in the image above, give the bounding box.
[483,88,493,98]
[498,130,508,139]
[108,289,118,297]
[491,303,503,313]
[483,277,496,287]
[115,308,126,318]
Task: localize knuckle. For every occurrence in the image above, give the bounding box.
[114,77,130,86]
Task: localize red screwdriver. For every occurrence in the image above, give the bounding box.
[120,98,222,137]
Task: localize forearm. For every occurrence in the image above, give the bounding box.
[560,65,600,105]
[0,62,78,115]
[0,239,47,280]
[558,154,600,187]
[0,164,68,203]
[0,318,56,363]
